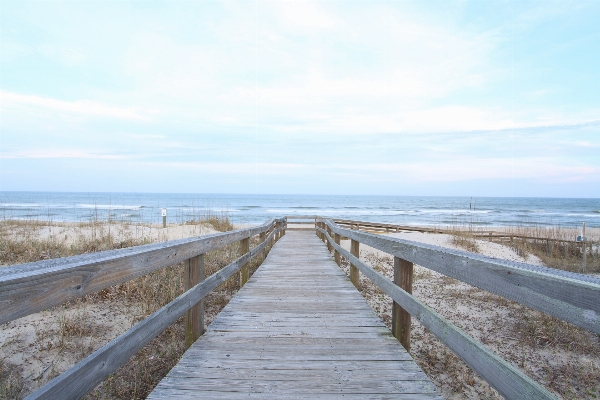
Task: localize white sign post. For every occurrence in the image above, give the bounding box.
[162,208,167,228]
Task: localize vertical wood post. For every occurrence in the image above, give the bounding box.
[259,231,266,263]
[350,239,360,289]
[334,233,341,266]
[185,254,204,349]
[239,237,250,287]
[392,256,413,352]
[326,226,333,253]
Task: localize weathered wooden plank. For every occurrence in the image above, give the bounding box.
[148,390,441,399]
[320,220,600,334]
[319,225,557,400]
[148,231,440,399]
[24,229,281,400]
[172,359,422,370]
[154,379,437,394]
[0,219,284,325]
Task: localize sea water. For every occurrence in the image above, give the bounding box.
[0,192,598,228]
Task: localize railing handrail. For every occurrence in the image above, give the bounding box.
[318,218,600,332]
[332,217,597,245]
[12,217,287,400]
[26,226,284,400]
[0,218,286,325]
[316,218,600,400]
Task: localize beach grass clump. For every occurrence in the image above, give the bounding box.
[0,360,25,400]
[449,231,480,253]
[0,219,153,265]
[515,310,600,355]
[185,210,234,232]
[500,225,600,273]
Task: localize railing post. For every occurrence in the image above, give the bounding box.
[259,231,266,262]
[350,239,360,289]
[185,254,204,349]
[326,225,333,253]
[239,237,250,287]
[392,256,413,352]
[334,233,341,266]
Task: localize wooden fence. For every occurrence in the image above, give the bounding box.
[315,218,600,400]
[0,218,287,400]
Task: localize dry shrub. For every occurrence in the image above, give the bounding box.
[515,311,600,355]
[0,219,153,265]
[0,360,25,400]
[500,225,600,273]
[450,231,480,253]
[185,210,234,233]
[86,323,185,400]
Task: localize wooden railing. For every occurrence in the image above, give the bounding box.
[0,218,287,400]
[315,218,600,400]
[334,218,597,246]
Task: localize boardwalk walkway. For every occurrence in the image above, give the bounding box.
[148,230,442,399]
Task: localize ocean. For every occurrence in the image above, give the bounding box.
[0,192,598,228]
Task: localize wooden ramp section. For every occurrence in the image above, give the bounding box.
[148,231,442,399]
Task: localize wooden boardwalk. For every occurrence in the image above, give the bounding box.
[148,231,442,399]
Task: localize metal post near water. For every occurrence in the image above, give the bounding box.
[162,208,167,228]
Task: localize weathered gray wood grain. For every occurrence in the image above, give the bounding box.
[24,228,280,400]
[319,219,600,334]
[319,225,557,400]
[148,231,441,399]
[1,219,285,325]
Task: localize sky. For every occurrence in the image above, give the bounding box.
[1,0,599,197]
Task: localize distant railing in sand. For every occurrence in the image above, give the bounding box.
[315,217,600,400]
[0,218,287,400]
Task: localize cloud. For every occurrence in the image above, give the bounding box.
[0,91,148,120]
[339,158,600,183]
[1,150,126,159]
